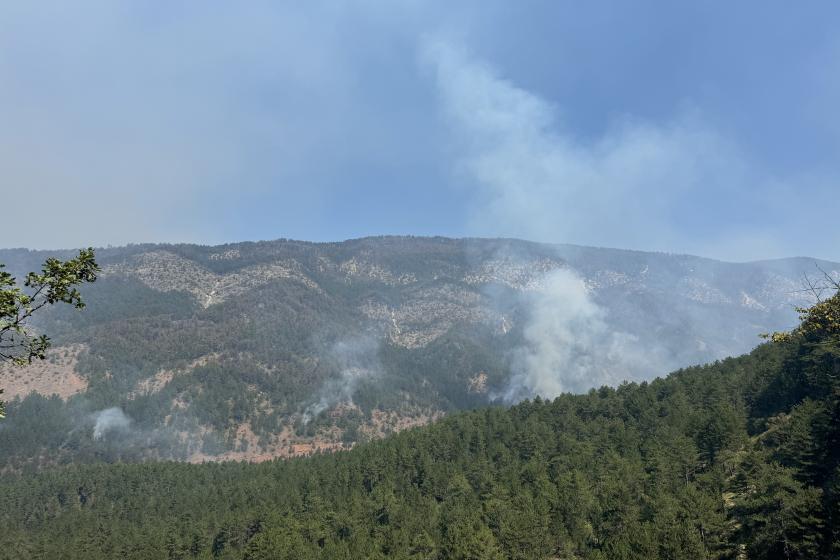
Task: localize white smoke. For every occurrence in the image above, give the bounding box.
[499,269,664,401]
[421,38,770,259]
[424,40,685,399]
[92,407,132,440]
[302,336,381,424]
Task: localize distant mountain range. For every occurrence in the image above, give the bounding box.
[1,236,837,466]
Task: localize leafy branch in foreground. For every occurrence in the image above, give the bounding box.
[0,248,99,417]
[762,268,840,345]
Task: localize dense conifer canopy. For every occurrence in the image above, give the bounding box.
[2,291,839,558]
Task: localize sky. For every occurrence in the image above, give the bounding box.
[1,1,839,261]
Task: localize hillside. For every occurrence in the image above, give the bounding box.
[0,237,837,466]
[1,289,838,559]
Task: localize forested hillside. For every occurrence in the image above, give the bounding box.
[1,237,836,467]
[2,289,838,559]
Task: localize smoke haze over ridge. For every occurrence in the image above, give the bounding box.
[0,2,838,261]
[3,3,840,406]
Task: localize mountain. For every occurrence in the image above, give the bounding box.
[0,236,837,467]
[2,291,839,558]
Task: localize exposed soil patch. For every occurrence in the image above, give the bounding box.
[184,407,444,464]
[0,345,87,400]
[186,424,349,463]
[360,408,444,440]
[130,353,221,397]
[468,372,488,394]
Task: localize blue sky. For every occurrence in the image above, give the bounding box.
[1,1,838,261]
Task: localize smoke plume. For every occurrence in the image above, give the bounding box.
[499,268,666,401]
[302,336,381,424]
[92,407,132,440]
[425,40,683,399]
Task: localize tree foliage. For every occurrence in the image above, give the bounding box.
[0,248,98,416]
[0,275,837,558]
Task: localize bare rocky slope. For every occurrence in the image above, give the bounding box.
[0,236,836,466]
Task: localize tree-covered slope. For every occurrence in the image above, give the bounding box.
[1,237,836,467]
[2,291,838,559]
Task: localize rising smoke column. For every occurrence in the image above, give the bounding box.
[92,407,132,440]
[500,268,662,401]
[302,336,381,424]
[423,39,705,399]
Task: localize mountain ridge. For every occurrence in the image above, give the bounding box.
[3,234,837,265]
[1,236,837,467]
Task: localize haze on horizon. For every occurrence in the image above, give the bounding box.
[2,2,839,262]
